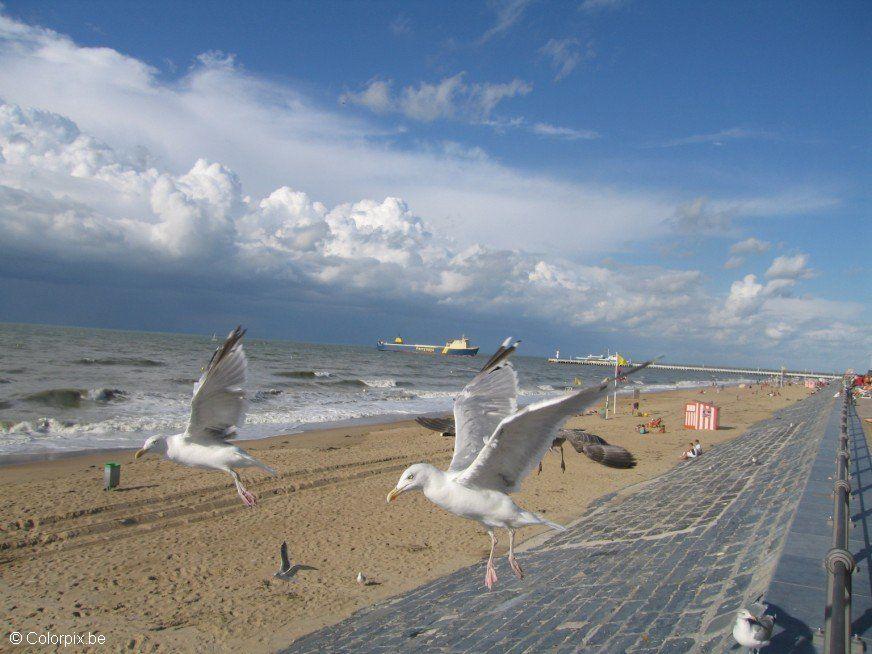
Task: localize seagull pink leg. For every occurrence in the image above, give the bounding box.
[231,471,257,507]
[508,529,524,580]
[484,530,498,590]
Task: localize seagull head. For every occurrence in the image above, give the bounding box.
[736,608,755,622]
[134,435,167,460]
[387,463,437,503]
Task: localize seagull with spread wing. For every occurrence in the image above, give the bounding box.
[388,337,651,589]
[415,417,636,470]
[134,326,276,506]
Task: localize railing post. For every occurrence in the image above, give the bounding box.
[824,382,856,654]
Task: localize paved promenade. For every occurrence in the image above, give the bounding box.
[762,392,872,652]
[285,391,835,653]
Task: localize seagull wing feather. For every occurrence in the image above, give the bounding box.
[449,363,518,472]
[456,360,652,493]
[562,428,608,452]
[280,541,291,572]
[186,326,247,442]
[415,416,456,434]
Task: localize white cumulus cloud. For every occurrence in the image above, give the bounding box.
[765,253,813,280]
[729,237,771,255]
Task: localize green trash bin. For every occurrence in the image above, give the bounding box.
[104,462,121,490]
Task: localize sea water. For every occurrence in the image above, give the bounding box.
[0,323,754,460]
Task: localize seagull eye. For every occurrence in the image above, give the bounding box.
[406,474,414,480]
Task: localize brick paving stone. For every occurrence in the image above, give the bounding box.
[282,390,836,653]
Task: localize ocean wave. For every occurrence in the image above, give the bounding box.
[92,388,127,402]
[413,390,457,399]
[633,378,751,394]
[0,414,186,438]
[252,389,283,402]
[331,379,367,388]
[360,378,404,388]
[1,417,76,435]
[75,357,164,367]
[21,387,128,408]
[22,388,88,408]
[288,377,412,389]
[274,370,332,379]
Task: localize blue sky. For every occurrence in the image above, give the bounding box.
[0,1,868,370]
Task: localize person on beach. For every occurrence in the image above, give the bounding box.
[693,439,702,456]
[680,442,697,460]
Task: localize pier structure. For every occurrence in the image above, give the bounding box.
[547,356,839,380]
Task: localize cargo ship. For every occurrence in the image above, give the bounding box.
[376,335,479,356]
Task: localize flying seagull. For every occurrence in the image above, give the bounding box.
[134,326,276,506]
[390,337,651,589]
[732,607,775,653]
[417,337,562,476]
[538,433,566,474]
[563,429,637,469]
[274,541,316,580]
[415,422,636,469]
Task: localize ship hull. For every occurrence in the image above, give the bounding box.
[377,342,479,356]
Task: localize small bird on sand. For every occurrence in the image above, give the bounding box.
[356,572,366,585]
[391,337,652,590]
[134,327,276,506]
[732,607,774,652]
[274,542,315,580]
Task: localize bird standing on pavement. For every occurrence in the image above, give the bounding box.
[732,608,774,653]
[390,337,651,589]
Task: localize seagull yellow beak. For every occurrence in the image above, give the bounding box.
[386,487,402,503]
[134,448,147,460]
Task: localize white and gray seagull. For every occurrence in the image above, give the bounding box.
[387,337,651,590]
[732,606,775,652]
[134,326,276,506]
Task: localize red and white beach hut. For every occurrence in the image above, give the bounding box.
[684,401,720,430]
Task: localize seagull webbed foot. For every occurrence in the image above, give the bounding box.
[508,555,524,580]
[237,486,258,507]
[484,562,498,590]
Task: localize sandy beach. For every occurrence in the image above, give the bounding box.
[0,384,810,652]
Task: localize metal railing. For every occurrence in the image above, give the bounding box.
[823,383,856,654]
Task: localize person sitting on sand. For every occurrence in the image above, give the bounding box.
[693,439,702,456]
[680,442,697,460]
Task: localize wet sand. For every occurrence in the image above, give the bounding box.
[0,384,810,652]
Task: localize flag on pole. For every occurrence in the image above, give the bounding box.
[612,353,629,416]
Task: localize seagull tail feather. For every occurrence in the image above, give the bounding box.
[245,456,276,475]
[539,518,568,532]
[519,510,567,532]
